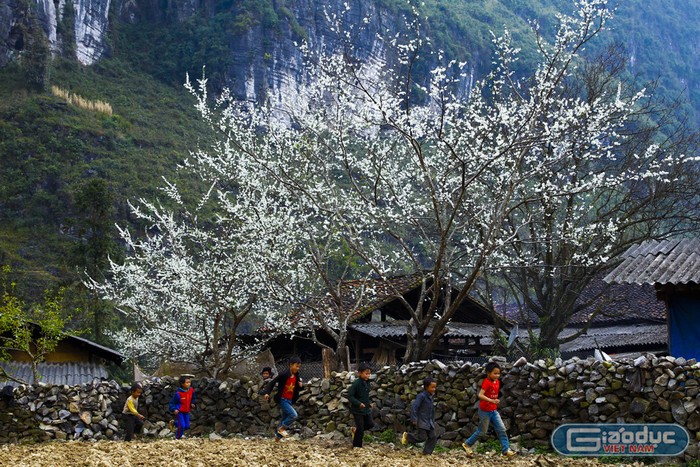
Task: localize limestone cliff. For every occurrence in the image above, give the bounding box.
[0,0,424,100]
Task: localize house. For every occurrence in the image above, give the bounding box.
[265,273,499,367]
[0,333,125,387]
[604,238,700,360]
[500,278,667,359]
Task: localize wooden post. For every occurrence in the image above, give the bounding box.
[322,348,335,379]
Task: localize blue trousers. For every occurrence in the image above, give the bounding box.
[465,408,510,453]
[175,411,190,439]
[276,398,298,438]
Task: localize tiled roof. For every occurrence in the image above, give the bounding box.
[297,272,491,325]
[0,361,110,387]
[604,238,700,285]
[349,320,493,338]
[499,279,665,325]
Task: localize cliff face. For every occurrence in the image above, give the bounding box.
[0,0,408,99]
[1,1,697,121]
[1,0,108,66]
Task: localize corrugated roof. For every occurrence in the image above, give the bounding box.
[483,323,666,353]
[604,239,700,285]
[0,362,109,387]
[349,320,493,339]
[559,323,667,352]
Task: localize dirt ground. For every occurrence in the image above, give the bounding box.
[0,437,641,467]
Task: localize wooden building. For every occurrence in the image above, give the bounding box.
[265,273,499,367]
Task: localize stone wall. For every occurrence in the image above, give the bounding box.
[1,354,699,461]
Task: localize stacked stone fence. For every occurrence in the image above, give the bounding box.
[1,354,699,462]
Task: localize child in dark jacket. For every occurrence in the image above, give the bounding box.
[262,356,303,440]
[401,377,439,454]
[348,362,375,448]
[169,375,196,439]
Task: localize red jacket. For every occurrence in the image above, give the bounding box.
[169,387,195,413]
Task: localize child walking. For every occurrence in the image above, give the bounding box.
[169,375,196,439]
[348,362,375,448]
[262,356,303,440]
[122,383,145,441]
[462,361,516,457]
[401,377,438,454]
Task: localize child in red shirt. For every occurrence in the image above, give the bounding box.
[462,362,515,457]
[262,356,303,440]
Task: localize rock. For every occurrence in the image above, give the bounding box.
[512,357,528,367]
[629,397,650,416]
[671,400,688,424]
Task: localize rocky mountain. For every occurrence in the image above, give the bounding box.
[2,1,698,113]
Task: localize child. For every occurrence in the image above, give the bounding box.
[169,375,196,439]
[462,361,516,457]
[262,356,303,440]
[348,362,375,448]
[257,366,275,395]
[122,382,145,441]
[261,367,274,381]
[401,377,438,454]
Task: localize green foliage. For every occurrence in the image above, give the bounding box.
[0,265,72,383]
[0,55,214,298]
[370,428,396,443]
[531,444,552,454]
[474,438,502,454]
[56,1,76,60]
[432,444,450,453]
[22,23,51,91]
[112,0,307,91]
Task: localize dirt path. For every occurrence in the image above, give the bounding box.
[0,437,637,466]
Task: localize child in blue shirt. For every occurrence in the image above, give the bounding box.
[169,375,196,439]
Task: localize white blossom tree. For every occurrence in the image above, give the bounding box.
[84,131,310,377]
[94,0,698,368]
[182,0,700,363]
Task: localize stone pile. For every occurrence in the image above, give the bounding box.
[1,354,698,462]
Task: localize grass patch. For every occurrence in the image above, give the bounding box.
[474,439,503,454]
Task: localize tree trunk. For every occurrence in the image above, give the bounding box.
[31,361,40,384]
[322,348,336,378]
[403,331,424,363]
[334,332,351,371]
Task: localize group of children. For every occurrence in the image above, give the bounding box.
[122,358,516,457]
[121,375,196,441]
